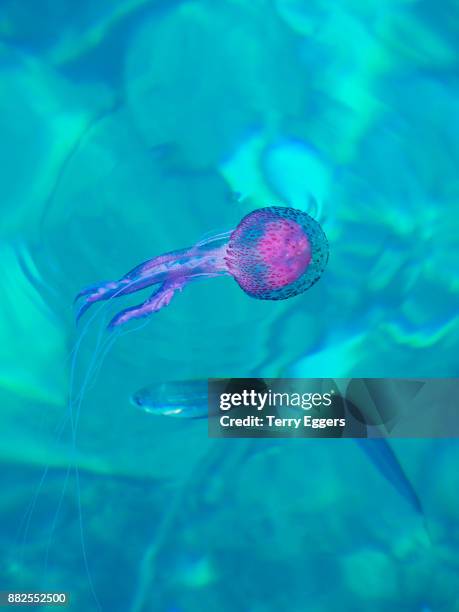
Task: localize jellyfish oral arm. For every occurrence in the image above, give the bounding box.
[107,278,187,329]
[75,235,231,326]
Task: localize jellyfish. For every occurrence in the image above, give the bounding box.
[76,206,329,329]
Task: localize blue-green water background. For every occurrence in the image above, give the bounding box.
[1,0,458,610]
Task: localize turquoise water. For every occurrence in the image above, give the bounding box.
[1,0,458,610]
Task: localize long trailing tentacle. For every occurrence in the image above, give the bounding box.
[107,279,186,329]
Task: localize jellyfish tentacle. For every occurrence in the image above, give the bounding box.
[75,280,131,323]
[75,252,188,323]
[107,278,186,330]
[123,251,187,281]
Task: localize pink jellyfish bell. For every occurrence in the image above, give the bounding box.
[225,206,328,300]
[76,206,329,329]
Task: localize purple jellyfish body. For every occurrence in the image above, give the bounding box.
[76,206,329,329]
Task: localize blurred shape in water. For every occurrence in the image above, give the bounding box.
[0,242,65,406]
[173,553,217,589]
[124,0,308,167]
[0,45,114,239]
[131,378,426,519]
[262,139,332,222]
[219,132,277,209]
[132,380,208,418]
[356,439,424,517]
